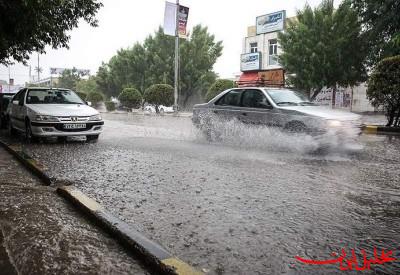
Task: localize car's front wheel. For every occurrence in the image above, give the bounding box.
[86,135,99,142]
[25,120,39,142]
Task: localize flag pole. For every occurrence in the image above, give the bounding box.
[174,0,179,112]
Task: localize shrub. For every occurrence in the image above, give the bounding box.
[118,87,142,109]
[76,91,87,101]
[105,101,116,112]
[144,84,174,113]
[367,55,400,127]
[205,79,237,102]
[86,91,104,106]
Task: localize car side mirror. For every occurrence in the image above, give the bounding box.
[86,101,92,106]
[12,100,19,105]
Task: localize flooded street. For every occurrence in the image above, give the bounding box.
[3,113,400,274]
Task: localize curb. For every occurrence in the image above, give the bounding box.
[0,139,52,185]
[57,186,203,275]
[0,138,203,275]
[363,125,400,135]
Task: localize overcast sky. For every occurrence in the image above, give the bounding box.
[0,0,333,85]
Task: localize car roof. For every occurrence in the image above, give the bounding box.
[234,87,287,90]
[25,87,71,90]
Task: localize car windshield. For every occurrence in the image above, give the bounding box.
[26,89,84,104]
[265,89,315,106]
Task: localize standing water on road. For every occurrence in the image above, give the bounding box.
[2,114,399,274]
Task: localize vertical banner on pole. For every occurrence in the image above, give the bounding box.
[163,2,177,36]
[178,5,189,38]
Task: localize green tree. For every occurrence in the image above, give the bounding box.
[76,77,98,95]
[367,55,400,127]
[95,62,118,98]
[76,91,87,101]
[278,0,367,101]
[118,88,142,109]
[144,84,174,113]
[180,25,223,107]
[351,0,400,65]
[0,0,102,64]
[86,91,104,107]
[206,79,237,102]
[96,25,222,108]
[105,101,116,112]
[57,68,81,90]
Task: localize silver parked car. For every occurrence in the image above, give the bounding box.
[192,87,361,137]
[7,87,104,141]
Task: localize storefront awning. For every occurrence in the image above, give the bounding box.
[237,70,285,87]
[238,72,260,85]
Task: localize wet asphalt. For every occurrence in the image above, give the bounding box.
[1,113,400,274]
[0,145,150,275]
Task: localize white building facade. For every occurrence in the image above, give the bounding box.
[240,10,376,112]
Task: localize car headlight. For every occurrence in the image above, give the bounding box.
[327,120,342,127]
[89,114,102,121]
[35,115,59,122]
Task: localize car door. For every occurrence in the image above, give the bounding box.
[211,89,244,122]
[10,89,26,130]
[239,89,280,127]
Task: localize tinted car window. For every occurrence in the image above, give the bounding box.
[26,89,84,104]
[216,90,242,106]
[13,89,26,104]
[242,89,271,108]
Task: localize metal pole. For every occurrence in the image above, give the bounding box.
[8,66,10,92]
[37,54,40,81]
[174,0,179,112]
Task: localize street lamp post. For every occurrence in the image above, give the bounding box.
[174,0,179,112]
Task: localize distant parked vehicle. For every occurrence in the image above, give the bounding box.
[144,105,174,114]
[0,93,15,129]
[192,87,362,138]
[7,87,104,142]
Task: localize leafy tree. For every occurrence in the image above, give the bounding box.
[95,62,118,98]
[350,0,400,65]
[105,101,116,112]
[118,88,142,109]
[367,55,400,127]
[76,77,98,95]
[0,0,102,64]
[144,84,174,113]
[278,0,367,101]
[76,91,87,101]
[86,91,104,107]
[180,25,223,107]
[206,79,237,102]
[96,25,222,108]
[57,68,82,90]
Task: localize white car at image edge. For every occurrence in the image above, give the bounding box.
[7,87,104,141]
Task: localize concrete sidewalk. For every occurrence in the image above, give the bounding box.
[0,147,150,275]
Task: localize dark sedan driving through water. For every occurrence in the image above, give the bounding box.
[192,87,361,138]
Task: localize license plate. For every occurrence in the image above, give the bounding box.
[64,123,86,129]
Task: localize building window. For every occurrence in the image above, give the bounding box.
[250,42,258,53]
[268,39,278,65]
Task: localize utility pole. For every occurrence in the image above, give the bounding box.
[37,54,40,81]
[174,0,179,112]
[8,66,10,92]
